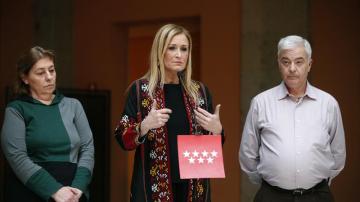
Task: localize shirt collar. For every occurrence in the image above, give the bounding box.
[277,81,317,100]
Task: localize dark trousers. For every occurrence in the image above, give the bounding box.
[254,180,334,202]
[4,162,88,202]
[172,181,189,202]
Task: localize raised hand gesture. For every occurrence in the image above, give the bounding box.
[195,104,222,134]
[140,100,172,136]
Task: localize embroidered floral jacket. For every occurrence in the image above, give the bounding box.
[115,79,224,202]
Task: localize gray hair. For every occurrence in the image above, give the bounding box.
[277,35,312,60]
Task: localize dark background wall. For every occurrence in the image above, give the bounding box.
[310,1,360,201]
[240,0,310,200]
[1,0,359,201]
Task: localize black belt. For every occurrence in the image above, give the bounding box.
[262,179,328,196]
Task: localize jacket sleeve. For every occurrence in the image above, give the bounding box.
[1,107,63,200]
[239,97,262,184]
[114,82,143,150]
[71,99,95,192]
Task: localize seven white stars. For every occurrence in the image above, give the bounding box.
[183,149,219,164]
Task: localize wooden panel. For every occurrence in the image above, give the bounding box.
[310,1,360,201]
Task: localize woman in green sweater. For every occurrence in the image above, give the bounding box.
[1,46,94,202]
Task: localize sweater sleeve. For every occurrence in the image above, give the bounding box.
[71,100,95,192]
[1,107,63,200]
[114,82,143,150]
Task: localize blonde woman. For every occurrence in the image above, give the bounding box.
[115,24,224,202]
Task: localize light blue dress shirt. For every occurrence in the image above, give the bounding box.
[239,82,346,190]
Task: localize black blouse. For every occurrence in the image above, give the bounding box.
[164,84,190,183]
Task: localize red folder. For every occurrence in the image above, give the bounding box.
[177,135,225,179]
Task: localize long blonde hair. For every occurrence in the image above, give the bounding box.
[142,23,199,103]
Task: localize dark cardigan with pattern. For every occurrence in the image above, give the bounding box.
[115,79,225,202]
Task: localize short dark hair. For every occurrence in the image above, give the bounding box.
[15,46,55,95]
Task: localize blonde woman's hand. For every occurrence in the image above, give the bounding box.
[195,104,222,134]
[140,100,172,136]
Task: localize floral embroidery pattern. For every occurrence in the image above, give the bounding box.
[142,98,150,108]
[121,115,129,122]
[141,83,149,92]
[198,97,205,107]
[117,114,133,136]
[137,83,173,201]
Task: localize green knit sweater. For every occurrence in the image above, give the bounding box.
[1,92,94,200]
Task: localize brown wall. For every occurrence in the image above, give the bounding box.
[0,0,34,116]
[73,2,128,201]
[310,1,360,201]
[0,1,34,199]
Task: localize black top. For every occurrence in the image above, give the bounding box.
[164,84,190,183]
